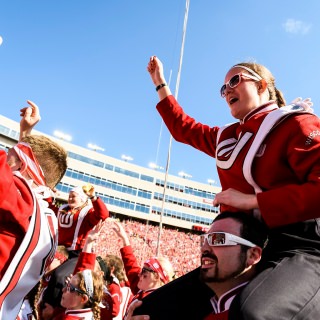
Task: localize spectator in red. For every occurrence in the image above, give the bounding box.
[110,220,175,315]
[55,183,109,258]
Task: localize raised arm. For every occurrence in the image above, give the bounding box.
[83,184,110,222]
[19,100,41,140]
[147,56,172,101]
[111,220,141,294]
[111,220,130,247]
[73,221,103,273]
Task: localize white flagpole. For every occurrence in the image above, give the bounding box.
[156,0,190,257]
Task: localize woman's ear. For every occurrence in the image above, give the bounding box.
[258,79,268,94]
[81,294,90,305]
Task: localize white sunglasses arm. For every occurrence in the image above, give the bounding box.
[228,234,257,247]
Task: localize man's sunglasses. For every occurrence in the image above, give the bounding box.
[220,73,261,98]
[200,232,257,247]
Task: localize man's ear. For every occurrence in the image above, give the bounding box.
[246,247,262,267]
[258,79,268,94]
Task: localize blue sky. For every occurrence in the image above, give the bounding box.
[0,1,319,186]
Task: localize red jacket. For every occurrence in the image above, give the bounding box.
[203,282,248,320]
[56,197,109,251]
[157,96,320,228]
[120,245,156,315]
[0,151,58,319]
[120,245,141,295]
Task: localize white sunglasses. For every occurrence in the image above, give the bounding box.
[200,231,257,247]
[220,73,261,98]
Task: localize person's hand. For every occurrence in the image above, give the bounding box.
[147,56,166,86]
[19,100,41,140]
[82,220,103,253]
[212,188,258,210]
[111,220,130,246]
[64,273,73,286]
[41,302,55,320]
[83,183,95,198]
[291,97,314,113]
[124,300,150,320]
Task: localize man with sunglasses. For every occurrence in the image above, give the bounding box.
[130,211,268,320]
[200,211,267,319]
[147,55,320,319]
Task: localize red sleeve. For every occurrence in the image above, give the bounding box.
[156,95,219,158]
[0,151,33,231]
[73,252,96,273]
[0,151,35,275]
[257,115,320,227]
[108,282,121,317]
[203,311,229,320]
[86,197,109,226]
[120,245,141,294]
[57,316,80,320]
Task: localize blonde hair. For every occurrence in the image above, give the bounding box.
[156,256,175,286]
[77,270,104,320]
[103,254,126,282]
[21,135,68,189]
[233,62,286,107]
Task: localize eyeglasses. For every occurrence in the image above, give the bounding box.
[65,282,89,297]
[200,232,257,247]
[140,266,155,275]
[220,73,261,98]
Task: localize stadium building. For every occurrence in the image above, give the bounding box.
[0,114,220,232]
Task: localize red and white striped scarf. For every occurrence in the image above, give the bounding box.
[144,258,169,284]
[13,142,46,187]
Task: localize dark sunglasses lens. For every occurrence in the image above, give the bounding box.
[66,283,75,292]
[220,84,227,97]
[142,267,151,273]
[229,74,241,88]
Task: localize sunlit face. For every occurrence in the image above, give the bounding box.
[137,268,159,291]
[6,148,22,171]
[223,67,261,120]
[61,275,86,310]
[200,218,247,283]
[68,191,85,209]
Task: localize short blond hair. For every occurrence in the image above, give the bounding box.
[157,256,175,285]
[21,135,68,189]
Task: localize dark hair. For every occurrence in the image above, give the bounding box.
[103,254,126,282]
[96,256,111,282]
[213,211,269,249]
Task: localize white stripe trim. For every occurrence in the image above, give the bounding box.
[242,104,310,219]
[216,132,253,169]
[68,205,91,250]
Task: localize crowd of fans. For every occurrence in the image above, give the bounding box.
[96,218,201,278]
